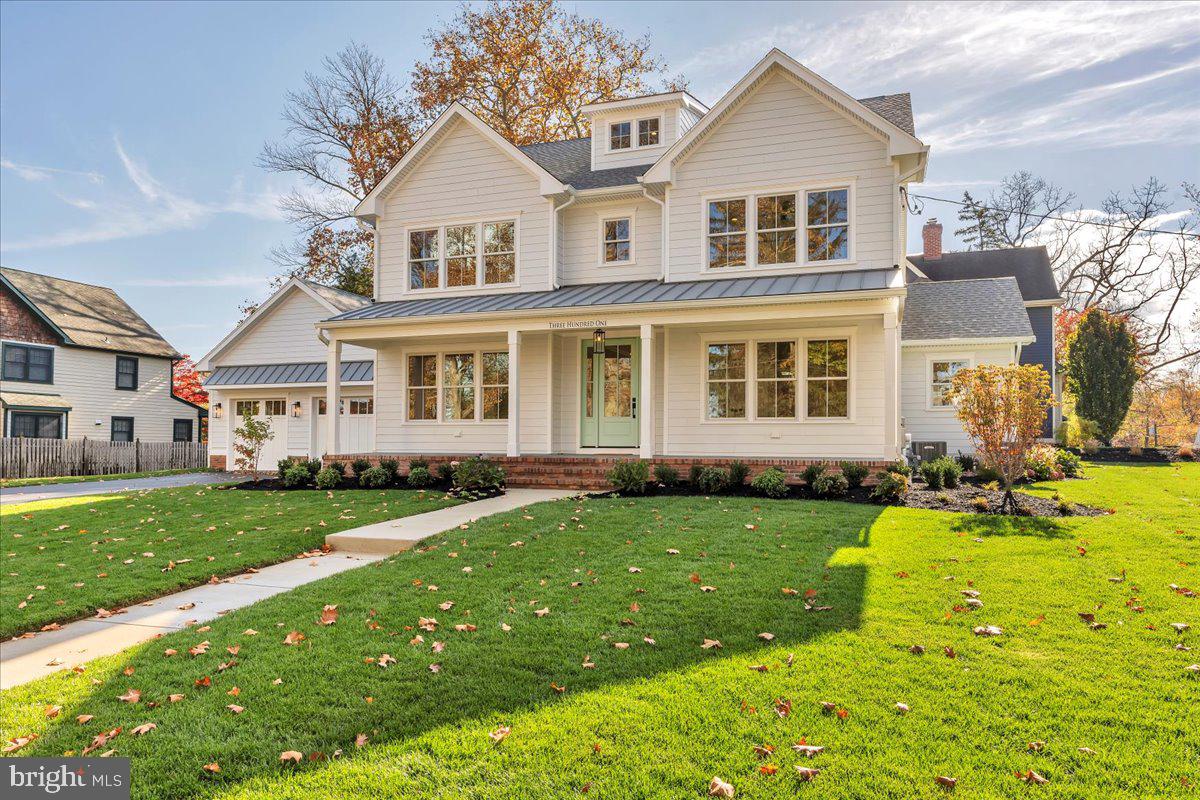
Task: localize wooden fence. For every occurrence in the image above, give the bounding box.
[0,438,209,480]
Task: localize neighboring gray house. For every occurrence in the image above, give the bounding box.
[1,267,204,443]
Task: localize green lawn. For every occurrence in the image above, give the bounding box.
[1,486,461,640]
[0,468,213,488]
[2,463,1196,799]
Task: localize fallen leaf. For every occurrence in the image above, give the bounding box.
[701,638,722,650]
[795,766,821,782]
[708,776,735,797]
[935,775,957,789]
[895,702,910,714]
[489,726,511,744]
[118,689,141,703]
[534,607,550,617]
[355,733,368,748]
[131,722,156,736]
[76,714,94,724]
[227,704,244,714]
[1017,770,1049,785]
[202,762,221,774]
[793,743,824,757]
[44,705,61,719]
[168,694,185,703]
[283,631,306,646]
[280,751,303,764]
[319,605,339,625]
[973,625,1003,637]
[759,764,778,776]
[757,632,775,641]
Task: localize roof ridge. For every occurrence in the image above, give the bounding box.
[1,265,120,293]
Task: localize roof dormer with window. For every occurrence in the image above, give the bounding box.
[583,91,709,171]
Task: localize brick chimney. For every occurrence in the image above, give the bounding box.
[922,218,943,260]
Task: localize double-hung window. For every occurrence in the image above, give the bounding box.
[2,343,53,383]
[481,352,509,420]
[173,419,193,442]
[806,339,849,418]
[442,354,475,421]
[638,118,659,146]
[111,416,134,442]
[609,121,631,150]
[407,355,438,421]
[115,356,138,390]
[483,221,516,284]
[706,343,747,419]
[756,341,796,418]
[806,188,850,262]
[445,225,477,287]
[707,199,747,269]
[408,220,516,289]
[409,229,439,289]
[601,216,633,264]
[930,359,969,408]
[756,194,797,265]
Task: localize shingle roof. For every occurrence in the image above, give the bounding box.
[327,269,897,323]
[907,246,1061,303]
[902,277,1034,342]
[517,93,916,191]
[300,280,371,312]
[1,391,72,410]
[1,267,180,358]
[204,360,373,387]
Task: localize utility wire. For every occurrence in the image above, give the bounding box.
[907,192,1196,239]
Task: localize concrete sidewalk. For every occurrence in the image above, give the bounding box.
[0,471,242,504]
[0,487,581,689]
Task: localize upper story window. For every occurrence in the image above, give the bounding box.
[609,121,631,150]
[705,185,853,271]
[408,219,517,291]
[601,215,633,264]
[2,342,53,383]
[638,118,659,147]
[115,355,139,391]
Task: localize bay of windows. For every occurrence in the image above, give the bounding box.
[707,186,851,270]
[407,351,509,422]
[408,220,516,290]
[706,337,850,420]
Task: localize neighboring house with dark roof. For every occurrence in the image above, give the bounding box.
[196,278,374,467]
[200,48,1060,472]
[1,267,204,443]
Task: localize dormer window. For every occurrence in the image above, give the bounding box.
[638,118,659,147]
[609,121,631,150]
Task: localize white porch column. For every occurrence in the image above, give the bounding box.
[507,330,521,457]
[325,338,342,456]
[882,311,900,459]
[639,323,654,459]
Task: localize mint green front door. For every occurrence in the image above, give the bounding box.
[580,338,639,448]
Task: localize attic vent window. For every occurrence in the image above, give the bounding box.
[609,121,631,150]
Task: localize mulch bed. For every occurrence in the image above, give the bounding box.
[221,478,504,502]
[1072,446,1191,464]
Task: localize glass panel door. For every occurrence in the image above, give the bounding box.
[580,338,639,448]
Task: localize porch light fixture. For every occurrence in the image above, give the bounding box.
[291,401,302,418]
[213,402,223,419]
[592,328,606,352]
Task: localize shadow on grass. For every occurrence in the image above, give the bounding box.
[949,511,1071,538]
[11,496,881,800]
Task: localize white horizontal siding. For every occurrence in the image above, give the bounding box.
[206,387,375,461]
[668,70,895,282]
[561,198,661,285]
[377,119,552,300]
[218,290,372,365]
[2,345,195,443]
[901,344,1016,456]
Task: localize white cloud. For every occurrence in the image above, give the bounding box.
[0,137,287,252]
[1,158,103,184]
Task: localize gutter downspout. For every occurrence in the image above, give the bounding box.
[549,189,578,290]
[641,185,666,282]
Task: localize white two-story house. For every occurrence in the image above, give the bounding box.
[201,49,1056,482]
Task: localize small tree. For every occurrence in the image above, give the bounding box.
[1065,309,1139,445]
[233,413,274,480]
[949,364,1055,514]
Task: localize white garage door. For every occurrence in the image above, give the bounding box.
[314,396,375,455]
[233,399,289,470]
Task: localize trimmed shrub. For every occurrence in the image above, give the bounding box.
[750,467,788,499]
[811,471,849,498]
[801,464,826,486]
[452,457,505,493]
[886,460,912,477]
[975,464,1003,483]
[315,467,341,490]
[688,464,705,487]
[437,462,455,482]
[608,460,652,495]
[359,466,390,488]
[277,457,295,475]
[305,459,322,477]
[871,470,908,504]
[653,463,680,486]
[839,461,869,490]
[954,452,977,473]
[1055,449,1083,478]
[728,461,750,487]
[379,458,400,482]
[696,466,728,494]
[1056,496,1073,516]
[410,458,430,470]
[919,459,945,490]
[350,458,372,477]
[281,464,312,488]
[937,456,964,488]
[406,465,434,489]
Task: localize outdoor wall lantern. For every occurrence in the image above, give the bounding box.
[592,328,606,352]
[292,401,302,418]
[213,403,223,419]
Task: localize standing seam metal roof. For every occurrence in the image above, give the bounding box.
[203,360,373,387]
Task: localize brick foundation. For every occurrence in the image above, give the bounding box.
[209,455,227,470]
[324,453,893,491]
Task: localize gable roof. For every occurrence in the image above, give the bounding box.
[643,49,927,185]
[902,277,1034,343]
[907,246,1061,303]
[1,267,179,358]
[195,278,370,370]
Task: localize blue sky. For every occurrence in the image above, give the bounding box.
[2,1,1198,359]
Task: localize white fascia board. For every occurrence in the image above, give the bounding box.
[581,91,709,116]
[901,335,1035,348]
[354,103,568,221]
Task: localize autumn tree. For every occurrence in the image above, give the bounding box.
[1065,309,1140,446]
[411,0,684,145]
[233,413,274,480]
[172,356,208,408]
[949,364,1055,514]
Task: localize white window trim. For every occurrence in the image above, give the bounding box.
[699,179,857,275]
[402,348,510,425]
[699,328,857,424]
[597,208,636,266]
[605,113,666,153]
[926,353,973,412]
[402,214,521,295]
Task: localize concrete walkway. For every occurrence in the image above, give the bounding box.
[0,487,580,689]
[0,471,242,504]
